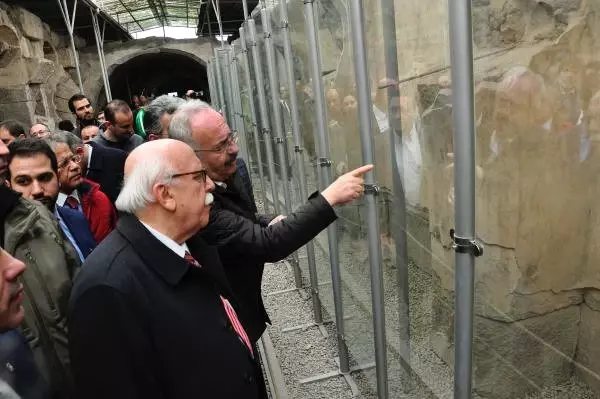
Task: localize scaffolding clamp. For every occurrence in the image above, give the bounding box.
[364,184,380,196]
[294,145,303,153]
[318,157,332,167]
[276,137,285,144]
[450,229,483,257]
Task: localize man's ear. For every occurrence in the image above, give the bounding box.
[148,134,158,141]
[75,145,85,155]
[153,183,176,211]
[18,134,25,139]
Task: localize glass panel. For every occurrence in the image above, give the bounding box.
[472,0,600,397]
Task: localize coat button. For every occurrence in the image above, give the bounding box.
[244,373,254,384]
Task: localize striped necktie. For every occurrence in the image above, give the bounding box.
[183,251,253,356]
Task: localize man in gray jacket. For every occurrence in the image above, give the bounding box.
[0,138,80,398]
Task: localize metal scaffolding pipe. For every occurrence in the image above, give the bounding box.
[380,0,411,371]
[221,47,236,127]
[278,0,323,323]
[239,26,269,216]
[213,48,227,116]
[210,58,221,110]
[447,0,479,396]
[348,0,389,396]
[260,6,300,289]
[90,8,111,101]
[207,59,216,106]
[247,19,280,215]
[57,0,84,94]
[230,45,250,163]
[303,0,349,373]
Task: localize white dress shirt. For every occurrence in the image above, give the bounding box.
[57,190,82,210]
[140,222,190,259]
[85,144,93,176]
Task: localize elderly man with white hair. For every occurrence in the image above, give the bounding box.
[68,139,267,398]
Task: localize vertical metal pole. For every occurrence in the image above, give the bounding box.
[221,47,236,127]
[303,0,349,373]
[348,1,389,396]
[261,7,293,216]
[247,18,281,215]
[230,44,250,162]
[213,48,227,117]
[207,59,216,104]
[380,0,411,370]
[448,0,477,396]
[57,0,84,94]
[210,58,221,110]
[90,9,111,101]
[240,26,269,212]
[279,0,323,323]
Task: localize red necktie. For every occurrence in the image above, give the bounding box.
[183,251,253,356]
[65,196,79,210]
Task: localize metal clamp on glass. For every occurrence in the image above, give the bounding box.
[450,229,483,257]
[294,145,303,153]
[364,184,380,196]
[318,157,332,167]
[276,137,285,144]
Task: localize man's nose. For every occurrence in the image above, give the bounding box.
[4,251,25,281]
[31,180,43,196]
[228,141,239,154]
[205,176,215,193]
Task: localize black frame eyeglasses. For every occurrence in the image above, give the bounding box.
[195,132,239,153]
[58,154,82,170]
[171,169,207,183]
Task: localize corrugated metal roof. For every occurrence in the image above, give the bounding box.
[90,0,202,34]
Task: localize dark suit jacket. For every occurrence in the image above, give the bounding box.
[56,205,96,259]
[68,214,264,399]
[199,158,337,342]
[86,141,127,204]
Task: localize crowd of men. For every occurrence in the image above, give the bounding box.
[0,91,372,398]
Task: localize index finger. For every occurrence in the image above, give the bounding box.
[349,164,374,177]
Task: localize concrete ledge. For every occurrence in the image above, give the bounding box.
[258,328,290,399]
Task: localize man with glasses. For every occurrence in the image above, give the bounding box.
[69,139,268,398]
[29,123,50,139]
[4,138,89,397]
[169,101,373,346]
[45,132,116,244]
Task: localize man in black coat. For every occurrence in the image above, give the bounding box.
[170,101,373,344]
[66,132,127,204]
[68,139,265,398]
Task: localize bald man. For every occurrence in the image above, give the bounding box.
[68,139,267,398]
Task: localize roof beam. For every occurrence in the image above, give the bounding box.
[117,0,143,30]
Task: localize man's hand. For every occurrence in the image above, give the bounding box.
[321,164,374,207]
[268,215,287,226]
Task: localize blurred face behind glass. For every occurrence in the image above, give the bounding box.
[190,110,239,182]
[108,110,134,141]
[54,143,83,193]
[30,124,50,139]
[73,98,94,121]
[0,248,26,332]
[9,153,59,210]
[343,95,357,114]
[81,126,99,143]
[326,88,341,114]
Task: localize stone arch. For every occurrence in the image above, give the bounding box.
[88,45,210,109]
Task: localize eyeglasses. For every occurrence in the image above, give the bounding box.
[171,169,207,183]
[195,132,239,153]
[31,130,50,138]
[58,154,82,170]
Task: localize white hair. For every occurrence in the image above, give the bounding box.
[168,99,213,144]
[115,157,176,213]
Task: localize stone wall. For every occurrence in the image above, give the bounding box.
[0,2,81,128]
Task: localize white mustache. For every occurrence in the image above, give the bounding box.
[205,193,214,206]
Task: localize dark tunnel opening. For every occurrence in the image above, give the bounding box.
[99,51,210,108]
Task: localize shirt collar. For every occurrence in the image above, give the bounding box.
[139,221,190,259]
[214,181,227,189]
[85,144,93,174]
[56,190,81,207]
